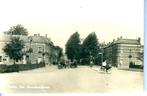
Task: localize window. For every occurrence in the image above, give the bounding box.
[0,56,2,62]
[5,55,8,57]
[3,58,6,61]
[38,47,42,53]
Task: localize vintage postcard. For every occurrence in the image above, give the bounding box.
[0,0,144,94]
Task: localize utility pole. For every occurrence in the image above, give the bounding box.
[99,48,103,66]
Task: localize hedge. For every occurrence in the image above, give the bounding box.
[129,63,143,69]
[0,62,45,73]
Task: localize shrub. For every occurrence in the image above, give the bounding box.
[0,64,7,73]
[5,64,19,72]
[0,63,45,73]
[129,62,143,69]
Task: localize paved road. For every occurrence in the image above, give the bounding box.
[0,65,143,93]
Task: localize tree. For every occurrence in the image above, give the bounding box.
[4,24,28,35]
[81,32,100,64]
[65,32,81,61]
[137,52,144,61]
[3,37,25,64]
[55,46,63,63]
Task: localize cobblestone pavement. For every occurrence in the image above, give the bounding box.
[0,65,143,93]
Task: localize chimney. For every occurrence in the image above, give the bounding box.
[138,37,141,44]
[38,33,40,36]
[120,36,122,39]
[45,34,47,38]
[117,37,119,40]
[34,34,37,36]
[113,39,115,42]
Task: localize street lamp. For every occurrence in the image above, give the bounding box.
[99,52,103,66]
[42,46,45,64]
[89,51,92,60]
[28,37,33,64]
[129,49,132,66]
[99,48,103,66]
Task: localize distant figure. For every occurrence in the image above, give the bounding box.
[106,62,112,73]
[59,57,66,69]
[90,60,93,67]
[65,60,70,69]
[119,60,123,68]
[70,59,77,68]
[101,60,107,71]
[102,60,107,68]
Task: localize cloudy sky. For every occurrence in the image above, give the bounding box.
[0,0,144,50]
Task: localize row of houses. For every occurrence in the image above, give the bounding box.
[102,36,144,69]
[0,33,61,65]
[0,33,144,69]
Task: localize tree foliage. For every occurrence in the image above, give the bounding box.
[81,32,100,64]
[3,37,25,64]
[4,24,28,35]
[65,32,81,61]
[55,46,63,62]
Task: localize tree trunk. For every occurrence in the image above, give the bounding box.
[14,60,16,65]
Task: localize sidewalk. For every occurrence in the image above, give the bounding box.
[19,65,58,73]
[91,66,143,73]
[91,66,117,72]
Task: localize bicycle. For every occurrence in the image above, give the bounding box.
[99,65,112,74]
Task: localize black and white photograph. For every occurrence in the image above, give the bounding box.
[0,0,144,94]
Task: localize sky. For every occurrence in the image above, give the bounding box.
[0,0,144,50]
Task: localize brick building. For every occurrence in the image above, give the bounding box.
[102,36,143,69]
[0,34,61,65]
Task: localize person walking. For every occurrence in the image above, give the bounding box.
[90,60,93,67]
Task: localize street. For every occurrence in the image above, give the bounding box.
[0,65,143,93]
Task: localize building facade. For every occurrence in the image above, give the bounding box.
[0,34,61,65]
[103,36,143,69]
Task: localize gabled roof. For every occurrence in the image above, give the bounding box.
[0,34,30,43]
[30,36,53,44]
[114,39,140,45]
[0,34,53,45]
[103,38,141,49]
